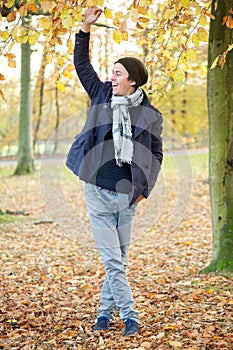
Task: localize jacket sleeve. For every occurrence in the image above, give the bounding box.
[74,31,104,100]
[142,112,163,198]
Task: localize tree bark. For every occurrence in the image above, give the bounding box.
[203,0,233,272]
[14,41,35,175]
[33,44,49,153]
[53,87,60,154]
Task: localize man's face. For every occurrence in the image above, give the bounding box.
[111,63,136,96]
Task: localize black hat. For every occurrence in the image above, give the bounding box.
[115,57,148,87]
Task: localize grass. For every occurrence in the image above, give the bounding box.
[0,213,21,224]
[0,210,30,224]
[0,166,16,177]
[162,150,208,177]
[190,152,209,176]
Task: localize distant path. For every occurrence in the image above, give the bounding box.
[165,147,208,155]
[0,148,208,167]
[0,156,66,167]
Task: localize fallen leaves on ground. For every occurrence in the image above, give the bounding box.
[0,161,233,350]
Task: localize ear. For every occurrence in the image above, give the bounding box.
[130,80,136,86]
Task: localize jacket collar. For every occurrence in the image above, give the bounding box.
[133,93,160,138]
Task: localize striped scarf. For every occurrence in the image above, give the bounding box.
[111,88,144,167]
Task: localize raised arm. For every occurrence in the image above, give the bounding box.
[74,7,104,100]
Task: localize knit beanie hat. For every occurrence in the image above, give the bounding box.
[115,57,148,87]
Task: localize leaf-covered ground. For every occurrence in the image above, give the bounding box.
[1,155,233,350]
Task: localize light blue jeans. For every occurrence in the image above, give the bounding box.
[85,183,138,322]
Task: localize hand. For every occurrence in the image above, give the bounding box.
[135,194,145,204]
[81,6,102,32]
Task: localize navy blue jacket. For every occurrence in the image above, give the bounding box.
[66,32,163,205]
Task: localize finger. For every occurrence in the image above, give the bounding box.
[94,8,102,17]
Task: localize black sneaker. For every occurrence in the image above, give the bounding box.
[94,316,109,331]
[123,318,140,336]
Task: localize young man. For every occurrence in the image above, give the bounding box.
[66,7,163,336]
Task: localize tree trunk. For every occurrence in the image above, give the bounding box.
[33,44,49,153]
[203,0,233,272]
[53,87,60,154]
[14,41,35,175]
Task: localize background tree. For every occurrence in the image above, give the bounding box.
[33,43,49,153]
[203,0,233,272]
[157,83,208,148]
[0,77,19,155]
[0,0,72,173]
[14,38,34,174]
[1,1,46,174]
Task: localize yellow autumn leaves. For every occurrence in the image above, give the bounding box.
[222,14,233,29]
[1,25,40,45]
[3,0,15,8]
[0,0,230,94]
[210,43,233,70]
[107,5,150,44]
[5,53,16,68]
[111,7,150,43]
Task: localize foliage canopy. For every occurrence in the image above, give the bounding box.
[1,0,232,101]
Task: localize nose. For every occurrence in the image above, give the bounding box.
[111,72,116,81]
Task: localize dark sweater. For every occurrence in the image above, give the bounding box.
[96,130,132,193]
